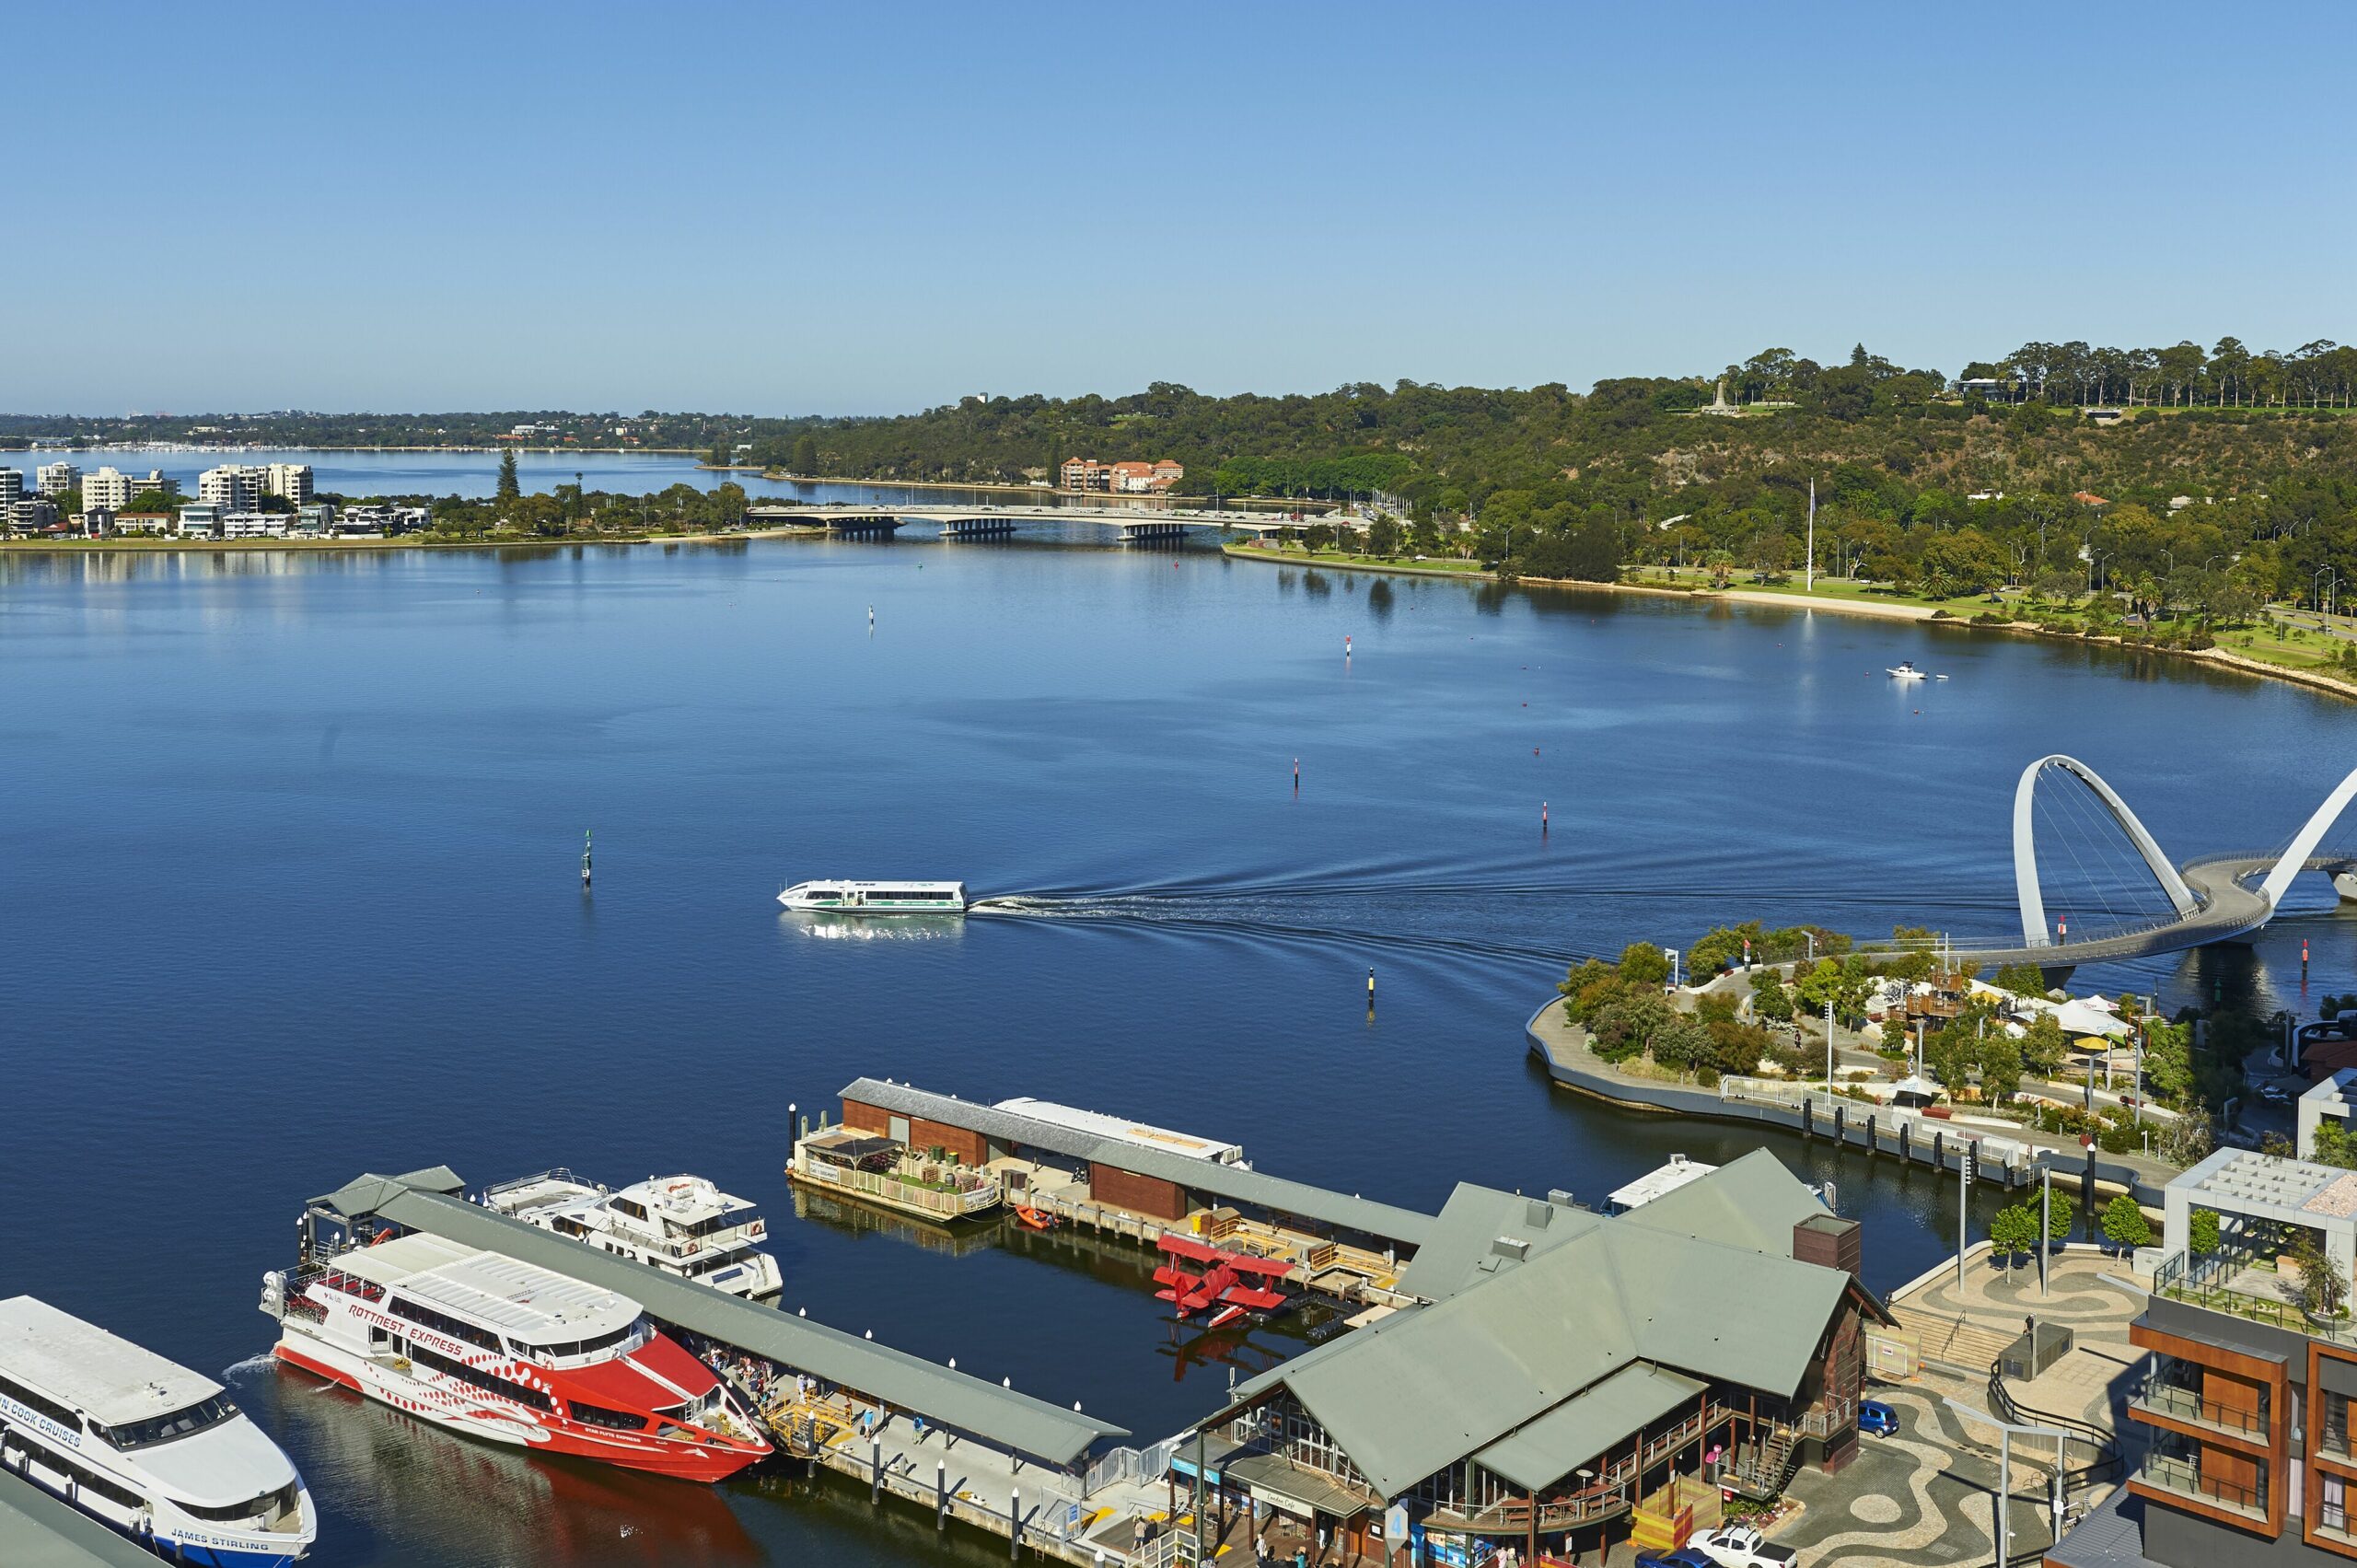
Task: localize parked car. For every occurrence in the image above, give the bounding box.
[2259,1085,2293,1105]
[1634,1551,1717,1568]
[1859,1400,1901,1436]
[1695,1524,1798,1568]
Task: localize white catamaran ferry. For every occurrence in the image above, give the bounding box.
[479,1171,784,1299]
[261,1234,770,1483]
[0,1295,317,1567]
[777,879,968,913]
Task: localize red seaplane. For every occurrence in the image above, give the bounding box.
[1153,1235,1297,1329]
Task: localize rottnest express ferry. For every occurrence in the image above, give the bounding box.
[777,879,968,913]
[261,1234,770,1483]
[0,1295,317,1567]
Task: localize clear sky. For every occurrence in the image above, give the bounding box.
[9,2,2351,415]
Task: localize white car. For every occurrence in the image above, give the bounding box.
[1694,1525,1797,1568]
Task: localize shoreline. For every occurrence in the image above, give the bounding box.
[0,527,821,555]
[1219,545,2357,704]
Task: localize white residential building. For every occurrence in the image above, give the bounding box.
[220,512,288,539]
[35,460,80,496]
[82,467,136,511]
[264,463,314,505]
[198,465,262,512]
[177,504,222,539]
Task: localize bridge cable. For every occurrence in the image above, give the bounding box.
[2039,769,2141,938]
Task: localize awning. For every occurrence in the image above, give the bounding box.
[1225,1451,1379,1520]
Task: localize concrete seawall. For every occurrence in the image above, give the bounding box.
[1523,998,2172,1207]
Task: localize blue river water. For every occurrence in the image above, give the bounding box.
[3,530,2353,1567]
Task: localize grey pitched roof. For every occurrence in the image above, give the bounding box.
[313,1165,466,1219]
[1216,1156,1855,1499]
[329,1170,1125,1466]
[1395,1185,1599,1300]
[1474,1363,1707,1492]
[839,1079,1434,1248]
[0,1467,165,1568]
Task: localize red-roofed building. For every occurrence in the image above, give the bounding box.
[2073,490,2110,508]
[1062,457,1183,494]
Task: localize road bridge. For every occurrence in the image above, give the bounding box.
[744,502,1317,543]
[1933,755,2357,980]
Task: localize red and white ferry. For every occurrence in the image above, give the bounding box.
[261,1233,769,1483]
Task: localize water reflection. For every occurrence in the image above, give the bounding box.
[779,912,967,942]
[242,1362,762,1568]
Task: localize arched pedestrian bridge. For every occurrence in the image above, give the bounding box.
[744,502,1312,542]
[1941,754,2357,978]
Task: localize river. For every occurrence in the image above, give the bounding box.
[3,536,2351,1567]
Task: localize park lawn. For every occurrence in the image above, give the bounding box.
[1619,566,2005,617]
[1224,544,1489,573]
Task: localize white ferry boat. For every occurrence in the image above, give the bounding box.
[261,1234,769,1483]
[0,1295,317,1567]
[777,879,968,913]
[479,1171,784,1299]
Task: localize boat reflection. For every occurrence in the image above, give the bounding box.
[787,1186,1005,1257]
[778,911,967,942]
[238,1358,762,1568]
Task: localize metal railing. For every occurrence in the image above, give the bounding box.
[2153,1246,2357,1344]
[2134,1380,2266,1436]
[2139,1451,2267,1516]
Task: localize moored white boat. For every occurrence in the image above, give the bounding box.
[1887,661,1929,680]
[777,879,968,913]
[0,1295,317,1567]
[480,1171,784,1299]
[261,1234,770,1483]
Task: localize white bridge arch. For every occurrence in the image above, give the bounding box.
[2010,753,2357,956]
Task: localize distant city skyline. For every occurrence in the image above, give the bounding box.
[6,2,2351,416]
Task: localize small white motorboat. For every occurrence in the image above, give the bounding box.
[1887,661,1928,680]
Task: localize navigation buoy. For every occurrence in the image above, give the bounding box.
[1542,801,1550,830]
[1293,758,1300,793]
[2059,915,2068,940]
[580,829,592,888]
[1344,635,1352,658]
[2305,938,2312,971]
[1366,967,1376,1002]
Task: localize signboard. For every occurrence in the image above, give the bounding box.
[1387,1505,1409,1543]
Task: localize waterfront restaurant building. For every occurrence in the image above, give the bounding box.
[1196,1152,1889,1563]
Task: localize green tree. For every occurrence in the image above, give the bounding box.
[1618,942,1670,988]
[1750,972,1795,1026]
[496,447,521,501]
[2293,1228,2349,1320]
[1367,515,1404,556]
[792,434,819,475]
[2020,1013,2070,1079]
[1925,1028,1976,1092]
[2189,1208,2221,1255]
[2101,1193,2153,1253]
[708,441,728,468]
[1990,1205,2039,1264]
[2316,1120,2357,1171]
[1980,1029,2024,1104]
[127,488,178,514]
[1994,963,2049,997]
[2043,1187,2075,1243]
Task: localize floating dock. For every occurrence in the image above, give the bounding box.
[829,1079,1431,1304]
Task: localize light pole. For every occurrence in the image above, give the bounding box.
[1945,1398,2073,1562]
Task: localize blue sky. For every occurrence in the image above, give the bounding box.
[8,2,2351,415]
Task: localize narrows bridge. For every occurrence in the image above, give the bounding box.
[1944,754,2357,980]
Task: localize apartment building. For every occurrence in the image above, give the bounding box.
[0,469,21,506]
[2049,1071,2357,1568]
[197,465,261,511]
[35,460,80,496]
[1060,457,1183,494]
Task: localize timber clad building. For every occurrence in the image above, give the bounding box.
[2050,1074,2357,1568]
[1199,1153,1889,1562]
